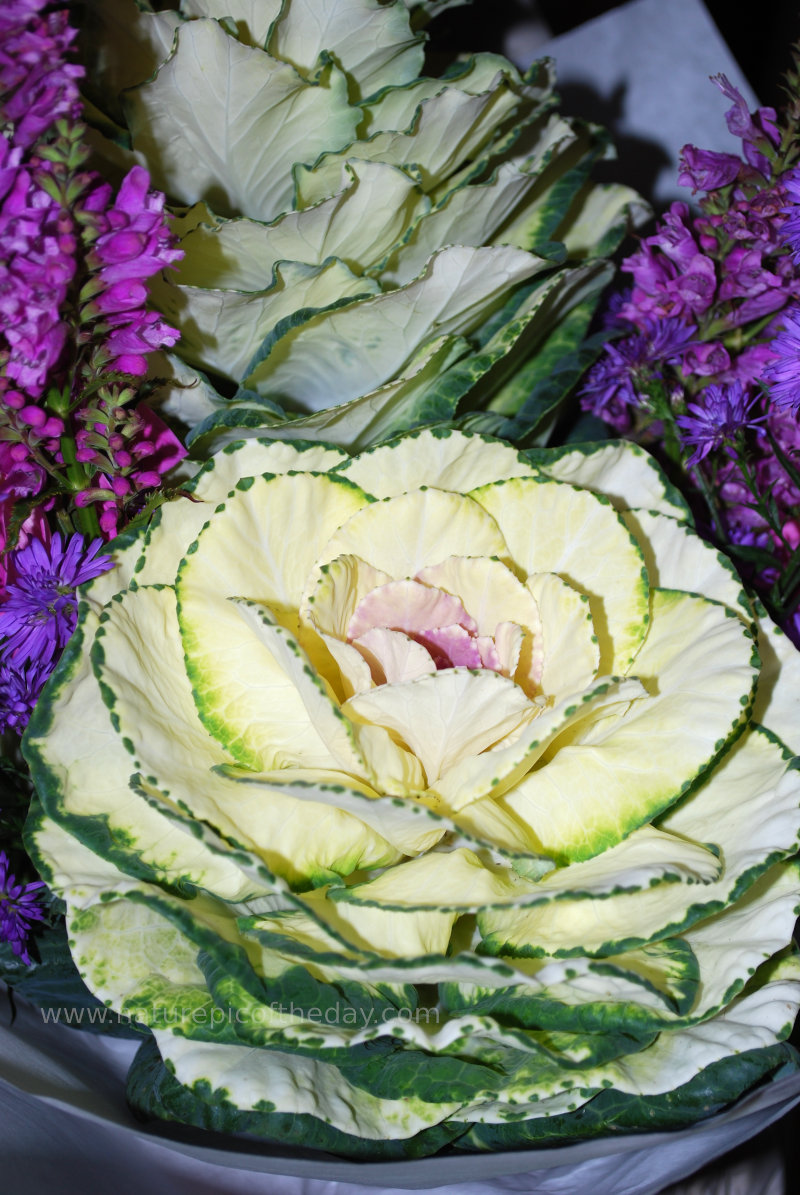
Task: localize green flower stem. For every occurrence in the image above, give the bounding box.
[736,450,790,549]
[775,542,800,608]
[642,380,684,468]
[693,460,728,538]
[59,434,101,538]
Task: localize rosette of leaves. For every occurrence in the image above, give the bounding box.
[79,0,646,450]
[24,431,800,1157]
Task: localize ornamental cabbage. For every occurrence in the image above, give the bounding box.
[81,0,645,449]
[24,431,800,1156]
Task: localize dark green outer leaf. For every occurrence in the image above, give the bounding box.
[0,918,144,1039]
[125,1036,799,1159]
[473,304,609,441]
[126,1035,469,1159]
[459,1043,799,1151]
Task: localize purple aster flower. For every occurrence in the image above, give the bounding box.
[0,849,45,964]
[0,534,113,665]
[778,166,800,265]
[678,145,741,193]
[0,654,49,734]
[763,306,800,413]
[580,318,696,429]
[676,380,766,467]
[600,288,634,330]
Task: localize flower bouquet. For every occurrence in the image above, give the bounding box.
[2,0,800,1188]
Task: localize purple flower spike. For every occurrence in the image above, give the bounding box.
[676,380,765,466]
[81,165,183,376]
[678,145,741,192]
[0,2,83,150]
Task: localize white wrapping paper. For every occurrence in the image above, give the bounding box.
[2,987,799,1194]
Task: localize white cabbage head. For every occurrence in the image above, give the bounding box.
[25,430,800,1156]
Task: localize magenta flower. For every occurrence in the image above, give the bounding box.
[720,342,777,385]
[679,145,741,193]
[131,402,187,478]
[724,246,781,297]
[72,402,187,538]
[81,166,182,376]
[0,161,77,394]
[103,309,181,376]
[0,139,23,203]
[88,166,182,286]
[649,203,701,269]
[681,340,731,377]
[712,74,779,178]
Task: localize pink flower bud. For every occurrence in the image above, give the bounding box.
[783,521,800,551]
[133,470,162,490]
[111,353,148,375]
[99,508,119,536]
[19,405,46,428]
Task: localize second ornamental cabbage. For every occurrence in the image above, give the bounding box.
[81,0,646,449]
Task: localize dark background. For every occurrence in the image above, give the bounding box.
[429,0,800,109]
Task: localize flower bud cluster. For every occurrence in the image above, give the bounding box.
[72,396,187,537]
[80,166,182,377]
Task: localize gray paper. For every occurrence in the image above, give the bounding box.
[507,0,760,206]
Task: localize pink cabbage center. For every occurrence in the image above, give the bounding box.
[346,577,503,677]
